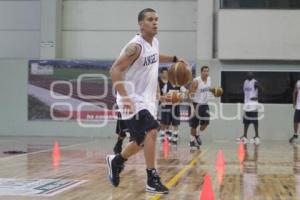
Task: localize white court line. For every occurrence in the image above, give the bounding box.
[0,139,101,161]
[0,162,191,169]
[0,139,21,144]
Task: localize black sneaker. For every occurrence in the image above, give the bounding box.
[106,154,122,187]
[190,141,200,150]
[146,171,169,194]
[289,135,298,143]
[113,140,123,154]
[171,134,179,144]
[166,131,172,141]
[159,133,165,143]
[195,135,202,146]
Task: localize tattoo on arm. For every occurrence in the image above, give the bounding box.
[125,44,137,57]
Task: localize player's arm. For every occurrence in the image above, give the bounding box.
[255,81,264,101]
[110,43,141,112]
[159,54,177,63]
[159,54,188,64]
[157,84,166,103]
[156,84,161,101]
[293,82,298,109]
[187,79,198,102]
[251,81,260,101]
[157,83,170,103]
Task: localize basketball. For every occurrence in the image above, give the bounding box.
[168,61,192,86]
[170,91,181,104]
[211,87,223,97]
[165,91,181,104]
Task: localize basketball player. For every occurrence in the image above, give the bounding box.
[158,67,172,141]
[188,66,212,149]
[158,68,186,144]
[106,8,186,194]
[289,80,300,143]
[237,72,260,144]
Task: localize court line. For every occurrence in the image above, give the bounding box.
[0,140,101,161]
[150,148,208,200]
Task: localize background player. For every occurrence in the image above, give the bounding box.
[289,80,300,143]
[158,69,186,144]
[237,72,261,144]
[188,66,212,149]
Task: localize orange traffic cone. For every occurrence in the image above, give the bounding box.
[216,165,225,186]
[163,136,169,159]
[200,174,215,200]
[52,141,60,169]
[215,149,225,169]
[237,143,245,171]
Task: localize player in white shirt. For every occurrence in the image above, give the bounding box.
[158,76,186,144]
[188,66,213,149]
[106,8,187,194]
[289,80,300,143]
[237,72,261,144]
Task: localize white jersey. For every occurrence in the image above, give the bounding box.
[192,76,211,104]
[243,79,258,111]
[296,80,300,110]
[117,34,159,119]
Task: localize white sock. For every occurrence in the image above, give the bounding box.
[173,130,178,136]
[190,135,195,141]
[159,130,165,136]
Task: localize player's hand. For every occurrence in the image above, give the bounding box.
[179,93,184,102]
[160,94,172,105]
[122,97,135,115]
[177,58,189,66]
[160,95,167,103]
[165,93,173,104]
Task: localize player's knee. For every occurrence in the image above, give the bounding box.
[135,130,157,146]
[147,129,157,140]
[191,128,197,135]
[200,123,209,131]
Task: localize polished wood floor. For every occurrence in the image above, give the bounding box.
[0,136,299,200]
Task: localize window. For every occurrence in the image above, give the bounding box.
[221,71,300,103]
[220,0,300,9]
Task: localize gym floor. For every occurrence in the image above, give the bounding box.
[0,135,299,199]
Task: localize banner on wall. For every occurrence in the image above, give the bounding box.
[27,60,196,121]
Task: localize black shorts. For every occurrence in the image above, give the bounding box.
[294,109,300,123]
[189,103,210,129]
[160,105,180,126]
[124,109,159,145]
[243,111,258,125]
[115,112,128,138]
